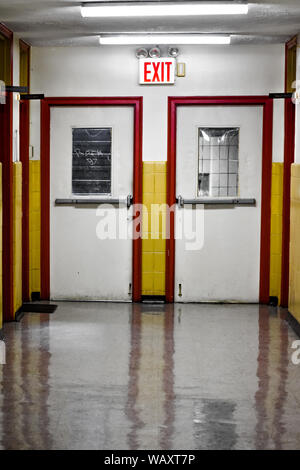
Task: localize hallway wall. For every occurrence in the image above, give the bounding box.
[29,44,285,300]
[270,163,284,303]
[289,41,300,322]
[13,162,22,314]
[29,160,41,296]
[30,45,285,163]
[0,164,2,330]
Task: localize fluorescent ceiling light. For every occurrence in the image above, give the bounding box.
[99,35,231,45]
[82,3,249,18]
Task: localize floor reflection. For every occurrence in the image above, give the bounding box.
[0,302,299,449]
[255,306,289,450]
[126,303,175,450]
[0,315,52,450]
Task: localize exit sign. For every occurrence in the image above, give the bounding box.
[139,58,175,85]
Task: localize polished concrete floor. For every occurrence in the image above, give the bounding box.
[0,302,300,450]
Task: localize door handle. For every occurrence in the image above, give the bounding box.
[176,195,256,207]
[55,195,133,208]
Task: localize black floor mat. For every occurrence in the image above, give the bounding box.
[21,303,57,313]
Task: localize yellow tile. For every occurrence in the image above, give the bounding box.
[271,234,282,255]
[270,254,281,275]
[270,274,279,297]
[272,174,281,196]
[154,192,166,204]
[154,253,166,273]
[272,195,283,215]
[142,161,167,295]
[148,230,161,240]
[30,192,40,212]
[30,230,40,251]
[153,238,166,253]
[272,162,280,176]
[31,269,41,292]
[291,177,300,201]
[30,170,40,192]
[142,273,154,292]
[153,162,167,173]
[154,172,166,194]
[30,211,41,231]
[142,252,154,273]
[142,237,154,251]
[143,173,155,193]
[150,205,166,235]
[291,163,300,179]
[31,249,40,270]
[271,214,282,235]
[143,192,154,208]
[154,273,165,292]
[143,162,154,174]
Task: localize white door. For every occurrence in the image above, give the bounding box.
[175,106,263,302]
[50,106,133,301]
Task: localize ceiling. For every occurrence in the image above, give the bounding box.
[0,0,299,46]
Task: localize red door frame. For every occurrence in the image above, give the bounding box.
[166,96,273,303]
[40,97,143,302]
[19,39,31,302]
[0,23,14,321]
[281,36,297,307]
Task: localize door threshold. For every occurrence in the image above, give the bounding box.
[141,295,166,304]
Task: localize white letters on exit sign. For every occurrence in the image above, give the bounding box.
[139,58,175,85]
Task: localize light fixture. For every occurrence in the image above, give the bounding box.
[99,35,231,45]
[168,47,179,58]
[82,3,249,18]
[149,47,161,58]
[136,47,148,59]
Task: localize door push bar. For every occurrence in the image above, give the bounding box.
[55,195,133,208]
[176,195,256,208]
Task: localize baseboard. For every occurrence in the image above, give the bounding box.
[141,295,166,303]
[269,296,278,307]
[286,311,300,338]
[31,291,41,301]
[15,307,25,322]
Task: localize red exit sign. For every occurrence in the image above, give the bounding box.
[139,58,175,85]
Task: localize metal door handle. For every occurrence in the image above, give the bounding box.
[55,195,133,208]
[176,195,256,207]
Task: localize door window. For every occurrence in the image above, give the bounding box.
[198,127,239,197]
[72,127,112,194]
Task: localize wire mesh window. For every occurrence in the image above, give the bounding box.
[198,128,239,197]
[72,128,112,195]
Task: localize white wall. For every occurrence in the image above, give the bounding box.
[12,35,20,162]
[31,44,285,162]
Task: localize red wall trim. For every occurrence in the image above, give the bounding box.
[19,39,31,91]
[259,98,273,303]
[285,35,297,93]
[19,40,31,302]
[0,24,14,321]
[166,96,273,304]
[20,100,30,301]
[0,22,13,40]
[281,36,297,307]
[40,97,143,301]
[281,99,295,307]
